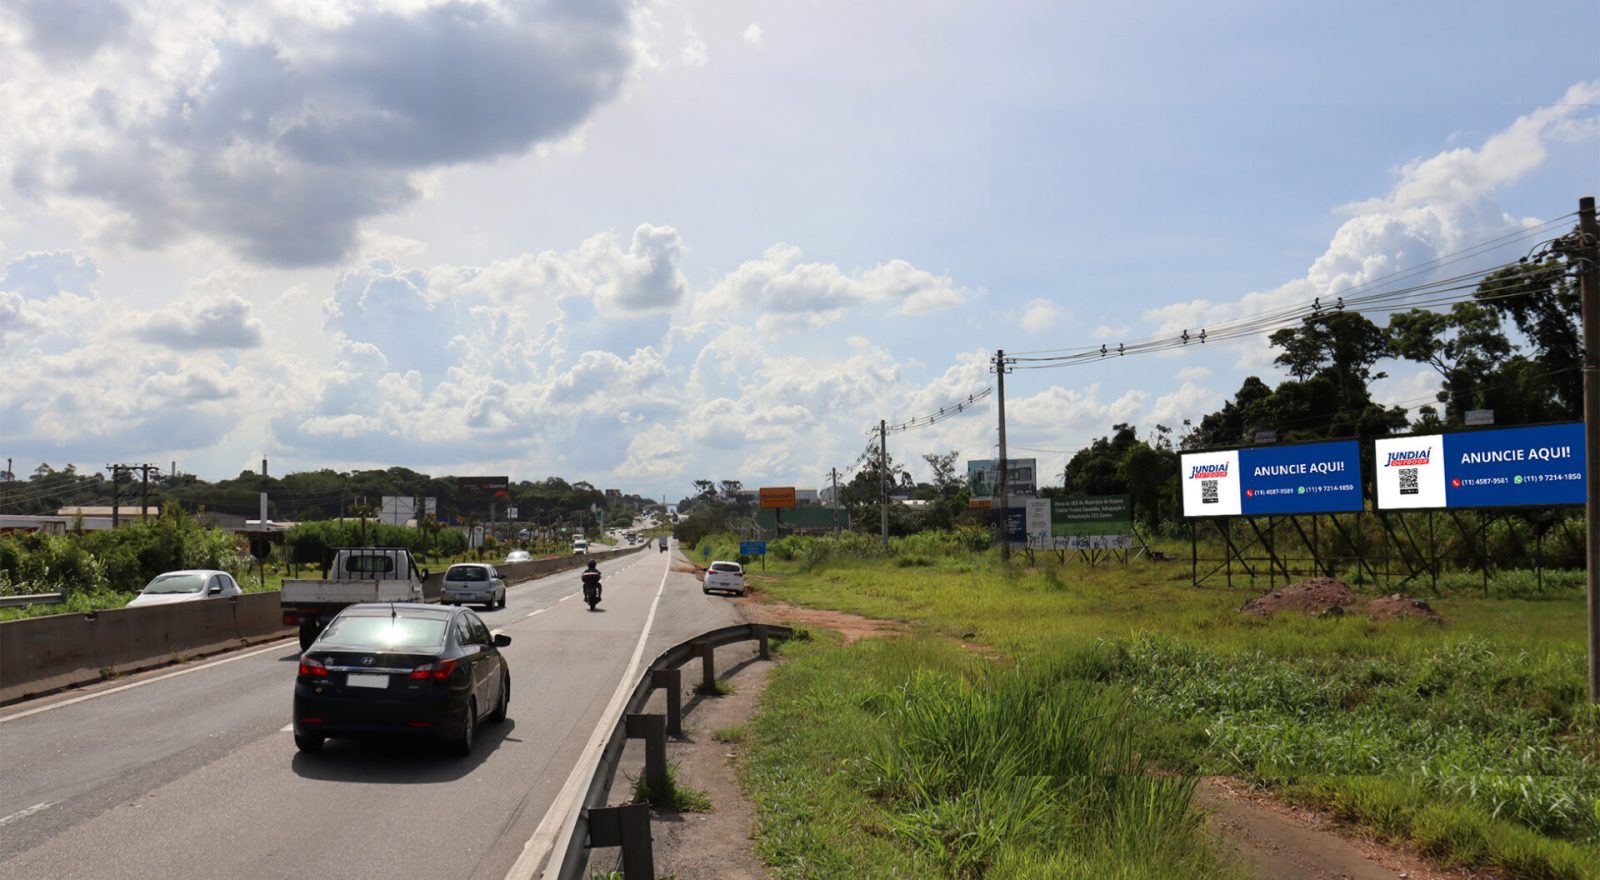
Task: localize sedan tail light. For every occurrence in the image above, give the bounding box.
[298,656,328,678]
[408,659,458,681]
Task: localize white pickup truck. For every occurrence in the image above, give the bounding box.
[282,547,430,649]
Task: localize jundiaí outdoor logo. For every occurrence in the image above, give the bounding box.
[1384,448,1432,467]
[1189,462,1229,479]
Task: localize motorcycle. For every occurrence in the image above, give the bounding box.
[581,569,602,610]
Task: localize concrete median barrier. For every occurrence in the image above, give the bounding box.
[1,545,648,705]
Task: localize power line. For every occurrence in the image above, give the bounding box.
[882,387,993,435]
[1007,214,1578,359]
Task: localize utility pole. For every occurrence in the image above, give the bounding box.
[830,467,841,539]
[137,464,158,521]
[106,464,124,528]
[1572,195,1600,702]
[880,419,890,549]
[995,349,1011,560]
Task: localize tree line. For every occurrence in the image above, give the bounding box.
[0,464,657,531]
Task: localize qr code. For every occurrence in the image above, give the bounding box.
[1398,468,1418,495]
[1201,479,1219,504]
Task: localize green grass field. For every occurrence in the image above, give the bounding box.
[732,534,1599,880]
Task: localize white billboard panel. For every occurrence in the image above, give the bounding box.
[379,496,416,526]
[1179,449,1242,517]
[1374,435,1446,510]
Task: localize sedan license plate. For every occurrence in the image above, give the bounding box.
[345,673,390,689]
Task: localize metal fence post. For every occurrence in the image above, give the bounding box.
[651,667,682,737]
[624,713,668,797]
[753,623,770,660]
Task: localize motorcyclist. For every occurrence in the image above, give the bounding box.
[581,559,602,601]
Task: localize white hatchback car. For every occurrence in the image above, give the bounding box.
[126,570,244,607]
[441,563,507,610]
[702,561,747,596]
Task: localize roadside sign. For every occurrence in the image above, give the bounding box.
[759,487,796,509]
[507,506,518,519]
[702,546,709,558]
[740,541,768,555]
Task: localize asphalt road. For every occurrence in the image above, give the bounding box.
[0,544,739,880]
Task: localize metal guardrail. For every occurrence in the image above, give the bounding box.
[0,592,66,609]
[550,622,795,880]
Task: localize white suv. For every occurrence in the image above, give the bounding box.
[703,560,747,596]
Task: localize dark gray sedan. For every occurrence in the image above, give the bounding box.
[293,603,510,756]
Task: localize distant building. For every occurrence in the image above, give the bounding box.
[795,489,820,506]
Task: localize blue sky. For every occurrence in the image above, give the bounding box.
[1,0,1597,499]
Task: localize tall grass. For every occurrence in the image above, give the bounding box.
[745,636,1236,879]
[739,538,1598,879]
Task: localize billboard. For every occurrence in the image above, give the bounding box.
[1006,495,1136,550]
[378,496,416,526]
[1375,422,1586,510]
[1181,441,1362,517]
[457,476,510,496]
[967,458,1038,504]
[759,487,797,509]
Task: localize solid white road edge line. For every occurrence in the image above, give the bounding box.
[0,802,57,827]
[504,553,672,880]
[0,638,296,724]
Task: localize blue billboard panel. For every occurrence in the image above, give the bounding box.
[1375,422,1586,510]
[1182,441,1362,517]
[1238,441,1363,515]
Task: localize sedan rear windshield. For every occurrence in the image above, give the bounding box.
[448,566,490,581]
[143,574,208,594]
[710,563,742,573]
[319,615,448,650]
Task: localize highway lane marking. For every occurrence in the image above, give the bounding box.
[0,638,298,724]
[524,608,548,619]
[0,802,56,827]
[509,549,672,880]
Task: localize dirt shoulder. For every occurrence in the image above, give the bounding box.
[646,596,1495,880]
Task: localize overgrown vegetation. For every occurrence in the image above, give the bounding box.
[746,635,1239,879]
[632,761,714,813]
[732,529,1598,880]
[0,507,247,609]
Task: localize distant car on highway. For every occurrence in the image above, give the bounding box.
[126,570,243,607]
[572,539,588,555]
[441,563,506,610]
[504,550,533,563]
[703,561,747,596]
[293,603,511,756]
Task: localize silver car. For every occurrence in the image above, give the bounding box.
[441,563,507,610]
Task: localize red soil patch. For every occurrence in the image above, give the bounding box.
[1242,577,1445,623]
[734,590,907,644]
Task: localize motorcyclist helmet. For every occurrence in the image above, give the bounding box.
[585,559,598,571]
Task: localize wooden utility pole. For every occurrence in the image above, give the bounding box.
[879,419,889,549]
[996,349,1011,561]
[137,464,158,521]
[1573,195,1600,702]
[830,467,841,539]
[106,464,124,528]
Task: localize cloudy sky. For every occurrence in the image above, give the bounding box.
[1,0,1597,499]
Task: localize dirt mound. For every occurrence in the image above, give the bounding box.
[1241,578,1446,623]
[1365,594,1445,623]
[1241,577,1360,617]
